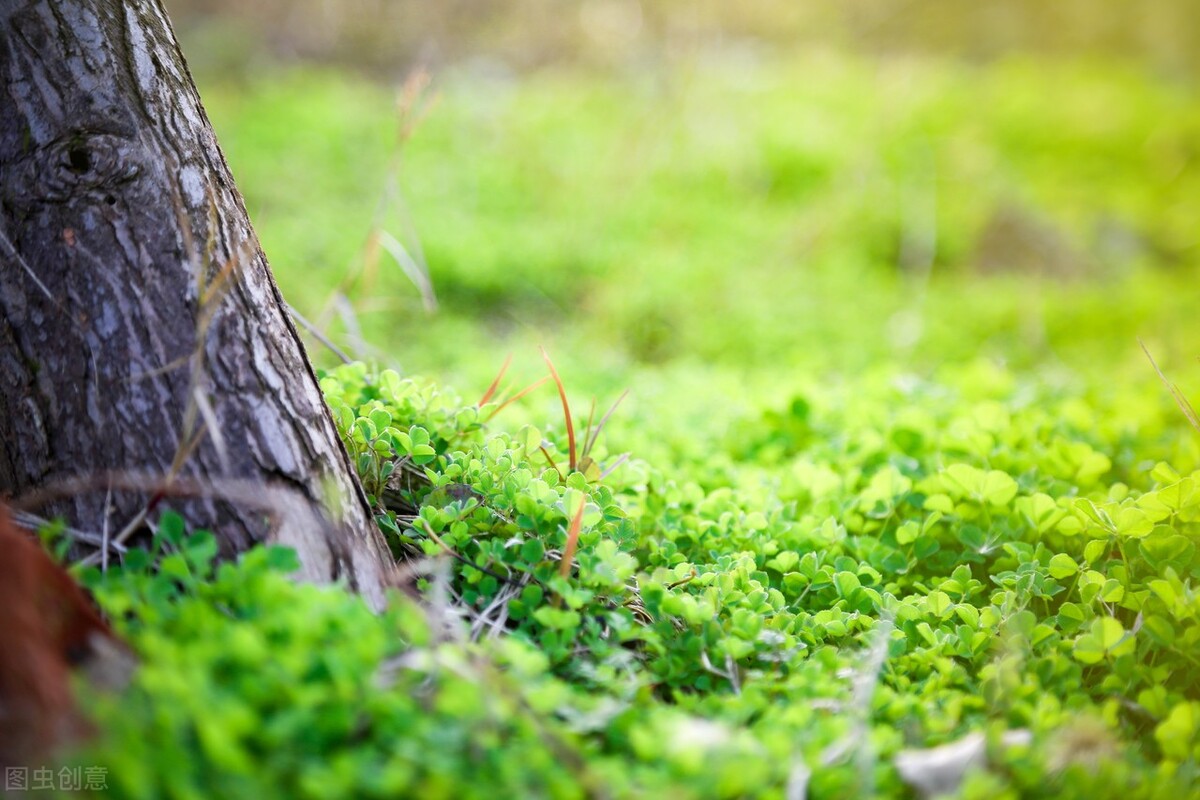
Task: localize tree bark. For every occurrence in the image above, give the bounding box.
[0,0,393,608]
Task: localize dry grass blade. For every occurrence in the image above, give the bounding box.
[1140,339,1200,434]
[125,354,192,382]
[559,499,586,580]
[539,445,563,480]
[396,68,436,145]
[288,303,353,365]
[417,518,513,585]
[597,453,631,481]
[191,388,231,475]
[376,229,438,313]
[584,390,629,458]
[540,347,577,471]
[360,228,383,288]
[101,482,114,571]
[197,245,245,315]
[582,398,597,456]
[323,294,402,368]
[166,190,252,496]
[333,294,366,354]
[337,69,438,307]
[13,471,340,570]
[479,354,513,406]
[0,228,101,405]
[168,427,208,483]
[9,509,126,555]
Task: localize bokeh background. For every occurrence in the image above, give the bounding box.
[163,0,1198,429]
[169,1,1200,76]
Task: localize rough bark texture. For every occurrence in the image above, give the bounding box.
[0,0,393,609]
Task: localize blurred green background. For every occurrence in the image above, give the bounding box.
[165,0,1198,415]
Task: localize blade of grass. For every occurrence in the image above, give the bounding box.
[581,398,597,457]
[559,499,586,580]
[584,389,629,458]
[479,354,513,406]
[288,303,352,365]
[540,347,576,471]
[539,445,563,481]
[1141,339,1200,434]
[376,229,438,313]
[597,452,631,481]
[360,228,382,289]
[484,376,550,422]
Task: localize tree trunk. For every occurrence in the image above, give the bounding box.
[0,0,393,608]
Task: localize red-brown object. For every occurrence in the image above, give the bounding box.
[0,505,123,767]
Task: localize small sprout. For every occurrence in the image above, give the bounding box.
[478,353,512,406]
[483,376,550,422]
[559,497,586,580]
[540,347,577,472]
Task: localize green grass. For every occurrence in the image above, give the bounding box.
[203,54,1198,383]
[72,50,1200,798]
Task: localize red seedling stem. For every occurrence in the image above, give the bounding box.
[484,376,550,422]
[560,499,586,580]
[540,347,577,471]
[478,353,512,406]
